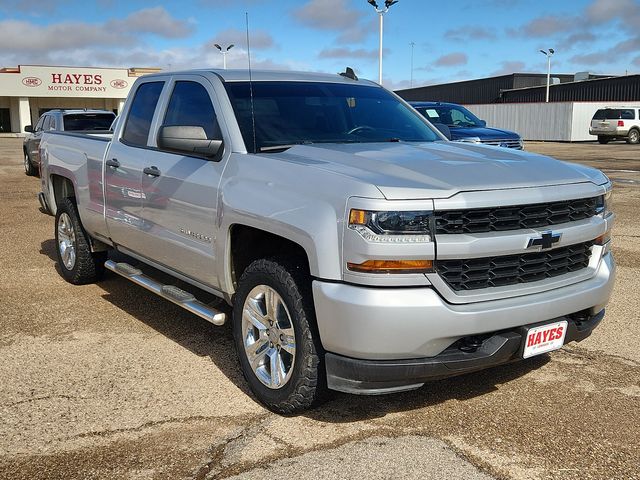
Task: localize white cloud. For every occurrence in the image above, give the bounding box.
[107,7,192,39]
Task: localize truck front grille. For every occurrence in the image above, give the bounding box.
[480,138,522,149]
[434,197,599,235]
[435,241,594,291]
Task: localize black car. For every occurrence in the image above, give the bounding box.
[410,101,523,150]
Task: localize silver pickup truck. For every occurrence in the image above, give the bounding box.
[39,69,615,413]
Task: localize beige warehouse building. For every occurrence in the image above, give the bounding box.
[0,64,159,135]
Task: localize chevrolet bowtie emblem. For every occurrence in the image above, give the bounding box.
[527,231,561,250]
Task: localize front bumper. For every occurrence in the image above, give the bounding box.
[313,253,614,360]
[325,310,604,394]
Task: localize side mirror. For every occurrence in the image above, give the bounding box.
[24,125,33,133]
[432,123,452,140]
[479,119,487,127]
[158,125,223,159]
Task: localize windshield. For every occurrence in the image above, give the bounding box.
[415,104,483,128]
[63,113,115,131]
[224,81,439,153]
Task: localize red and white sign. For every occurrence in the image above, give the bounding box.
[110,79,128,89]
[22,77,42,87]
[523,320,567,359]
[3,65,136,98]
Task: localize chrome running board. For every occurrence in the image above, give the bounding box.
[104,260,226,326]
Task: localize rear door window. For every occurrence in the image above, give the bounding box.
[592,110,606,120]
[122,81,164,147]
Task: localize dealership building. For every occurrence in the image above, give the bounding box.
[0,64,160,135]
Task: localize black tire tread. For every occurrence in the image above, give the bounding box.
[234,257,326,414]
[55,197,106,285]
[627,129,639,144]
[24,151,36,176]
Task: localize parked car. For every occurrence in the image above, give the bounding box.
[410,101,523,149]
[589,107,640,144]
[23,109,116,176]
[39,69,614,413]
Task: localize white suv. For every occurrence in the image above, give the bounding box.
[590,107,640,144]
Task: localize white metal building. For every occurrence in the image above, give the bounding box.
[464,102,638,141]
[0,64,160,135]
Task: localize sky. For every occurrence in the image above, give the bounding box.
[0,0,639,90]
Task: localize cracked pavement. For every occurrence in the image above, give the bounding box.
[0,139,638,479]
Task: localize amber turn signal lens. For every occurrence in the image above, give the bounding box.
[595,232,611,245]
[347,259,433,273]
[349,209,367,225]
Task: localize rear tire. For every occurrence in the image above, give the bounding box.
[233,258,326,414]
[597,136,610,144]
[24,152,36,176]
[55,197,106,285]
[627,129,639,144]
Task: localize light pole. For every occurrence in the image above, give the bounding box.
[409,41,415,88]
[367,0,398,85]
[539,48,555,103]
[214,43,235,69]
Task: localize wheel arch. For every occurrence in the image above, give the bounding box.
[226,224,312,295]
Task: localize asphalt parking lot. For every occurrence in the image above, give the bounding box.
[0,138,638,480]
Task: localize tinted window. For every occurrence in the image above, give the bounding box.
[592,109,606,120]
[49,116,57,130]
[34,116,45,132]
[416,105,483,128]
[42,115,51,131]
[163,81,221,140]
[122,81,164,146]
[63,113,115,131]
[225,81,438,153]
[621,109,635,120]
[605,109,622,119]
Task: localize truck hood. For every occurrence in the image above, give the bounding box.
[271,141,608,200]
[450,126,520,140]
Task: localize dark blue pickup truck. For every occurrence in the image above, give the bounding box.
[410,101,523,149]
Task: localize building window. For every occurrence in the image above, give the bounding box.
[0,109,10,133]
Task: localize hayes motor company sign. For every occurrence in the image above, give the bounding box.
[1,65,137,98]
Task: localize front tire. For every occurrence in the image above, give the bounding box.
[55,197,106,285]
[24,152,36,176]
[627,129,639,144]
[233,258,326,413]
[597,136,610,144]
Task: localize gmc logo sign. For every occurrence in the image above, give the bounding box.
[22,77,42,87]
[110,79,128,89]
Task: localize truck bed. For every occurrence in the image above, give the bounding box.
[40,131,111,241]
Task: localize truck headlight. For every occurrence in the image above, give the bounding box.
[595,186,613,218]
[348,209,432,243]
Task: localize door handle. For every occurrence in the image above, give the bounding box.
[143,166,161,177]
[106,158,120,168]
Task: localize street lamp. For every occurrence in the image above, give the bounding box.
[214,43,235,69]
[367,0,399,85]
[539,48,555,103]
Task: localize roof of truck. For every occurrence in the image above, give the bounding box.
[45,109,116,116]
[142,68,379,86]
